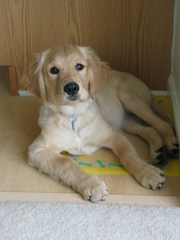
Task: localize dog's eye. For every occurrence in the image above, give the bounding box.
[76,63,84,71]
[50,67,59,74]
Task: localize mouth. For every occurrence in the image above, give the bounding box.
[68,95,79,101]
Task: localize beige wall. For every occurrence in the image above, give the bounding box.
[0,0,175,90]
[172,0,180,89]
[169,0,180,142]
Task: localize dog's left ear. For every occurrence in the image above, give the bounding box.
[22,50,48,105]
[79,46,110,98]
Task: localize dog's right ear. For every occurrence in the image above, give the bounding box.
[24,51,48,105]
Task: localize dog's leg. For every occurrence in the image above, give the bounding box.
[28,137,108,202]
[106,132,165,190]
[151,97,173,125]
[121,99,179,159]
[122,117,166,165]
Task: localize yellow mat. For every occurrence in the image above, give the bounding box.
[63,96,180,177]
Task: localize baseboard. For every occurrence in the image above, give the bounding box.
[168,75,180,148]
[18,90,34,96]
[151,90,168,96]
[0,192,180,207]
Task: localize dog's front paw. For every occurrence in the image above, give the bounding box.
[78,176,108,203]
[136,165,165,190]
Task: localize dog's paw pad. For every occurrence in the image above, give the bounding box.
[148,175,165,190]
[165,143,179,159]
[149,178,165,190]
[155,147,164,153]
[157,181,165,189]
[89,186,108,202]
[152,148,167,166]
[81,177,108,203]
[137,166,165,190]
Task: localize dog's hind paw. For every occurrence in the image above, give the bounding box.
[151,147,167,166]
[165,143,179,159]
[78,176,108,203]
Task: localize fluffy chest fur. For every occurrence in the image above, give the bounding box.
[38,100,111,155]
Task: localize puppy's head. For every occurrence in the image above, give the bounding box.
[24,44,110,105]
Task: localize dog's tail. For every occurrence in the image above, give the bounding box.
[150,95,173,126]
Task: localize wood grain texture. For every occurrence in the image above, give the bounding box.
[0,0,175,90]
[8,66,18,95]
[0,1,11,65]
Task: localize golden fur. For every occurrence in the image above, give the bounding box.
[25,44,178,202]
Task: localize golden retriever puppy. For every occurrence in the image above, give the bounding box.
[25,44,178,202]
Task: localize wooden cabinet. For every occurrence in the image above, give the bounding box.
[0,0,175,93]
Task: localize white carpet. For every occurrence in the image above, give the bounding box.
[0,202,180,240]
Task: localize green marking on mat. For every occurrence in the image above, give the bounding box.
[158,100,163,104]
[158,162,167,170]
[73,158,78,162]
[78,162,93,167]
[96,160,106,168]
[109,163,123,168]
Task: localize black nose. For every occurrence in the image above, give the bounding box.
[63,82,79,96]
